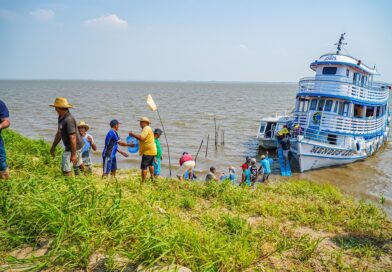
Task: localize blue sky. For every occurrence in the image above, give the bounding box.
[0,0,391,82]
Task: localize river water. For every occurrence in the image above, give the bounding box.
[1,80,391,216]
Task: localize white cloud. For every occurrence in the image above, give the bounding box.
[30,8,55,21]
[83,14,128,29]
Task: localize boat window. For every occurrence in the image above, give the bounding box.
[338,102,350,116]
[366,106,375,118]
[317,99,325,111]
[309,99,317,110]
[333,101,339,113]
[299,98,309,112]
[324,100,333,112]
[342,102,349,116]
[322,67,337,75]
[376,106,381,117]
[353,73,360,85]
[259,123,266,133]
[265,122,275,138]
[361,75,366,86]
[354,104,364,118]
[346,69,350,77]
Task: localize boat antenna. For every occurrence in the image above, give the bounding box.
[335,33,347,55]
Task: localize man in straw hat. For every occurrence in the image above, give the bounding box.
[78,121,97,174]
[0,99,10,179]
[129,117,157,183]
[50,97,85,176]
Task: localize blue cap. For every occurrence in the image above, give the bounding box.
[110,119,120,128]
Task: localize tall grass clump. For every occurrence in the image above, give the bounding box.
[0,130,391,271]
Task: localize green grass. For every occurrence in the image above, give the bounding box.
[0,130,391,271]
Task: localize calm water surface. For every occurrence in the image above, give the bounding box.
[1,80,391,216]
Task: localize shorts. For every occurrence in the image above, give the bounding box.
[141,155,155,170]
[153,157,161,175]
[177,160,195,177]
[61,149,83,173]
[0,142,7,171]
[283,150,289,160]
[103,156,117,174]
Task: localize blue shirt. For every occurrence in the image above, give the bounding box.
[261,158,271,174]
[102,129,120,158]
[0,100,9,146]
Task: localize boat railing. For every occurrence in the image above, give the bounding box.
[298,76,389,103]
[320,113,385,135]
[292,111,385,136]
[291,126,350,147]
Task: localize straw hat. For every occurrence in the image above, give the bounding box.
[49,97,73,108]
[138,117,151,124]
[77,121,90,130]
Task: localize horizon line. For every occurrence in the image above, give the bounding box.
[0,78,298,84]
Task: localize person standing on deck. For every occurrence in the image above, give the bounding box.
[102,119,132,178]
[129,117,157,183]
[77,121,97,174]
[50,97,84,176]
[0,100,10,179]
[153,128,163,177]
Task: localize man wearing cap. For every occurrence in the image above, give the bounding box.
[50,97,85,176]
[0,99,10,179]
[153,128,163,177]
[129,117,157,183]
[102,119,132,178]
[78,121,97,174]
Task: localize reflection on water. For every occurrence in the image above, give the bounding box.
[0,80,391,216]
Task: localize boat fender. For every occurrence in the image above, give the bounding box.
[373,140,378,153]
[352,139,362,154]
[365,142,373,156]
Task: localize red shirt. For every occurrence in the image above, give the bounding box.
[179,154,193,166]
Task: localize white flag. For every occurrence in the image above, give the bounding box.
[147,94,157,111]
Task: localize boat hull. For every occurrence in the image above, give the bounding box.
[290,139,370,172]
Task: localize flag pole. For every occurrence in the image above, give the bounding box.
[156,108,172,176]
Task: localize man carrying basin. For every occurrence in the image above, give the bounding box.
[129,117,157,183]
[102,119,134,178]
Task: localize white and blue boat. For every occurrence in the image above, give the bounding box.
[290,33,391,172]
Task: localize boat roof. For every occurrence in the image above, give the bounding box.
[310,53,379,75]
[260,116,292,123]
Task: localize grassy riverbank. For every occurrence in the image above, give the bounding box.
[0,130,391,271]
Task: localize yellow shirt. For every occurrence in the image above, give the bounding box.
[139,126,157,156]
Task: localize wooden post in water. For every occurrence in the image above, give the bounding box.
[221,130,225,146]
[214,117,217,150]
[206,134,209,158]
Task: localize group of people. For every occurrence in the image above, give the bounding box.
[0,97,276,184]
[48,97,165,183]
[240,153,272,187]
